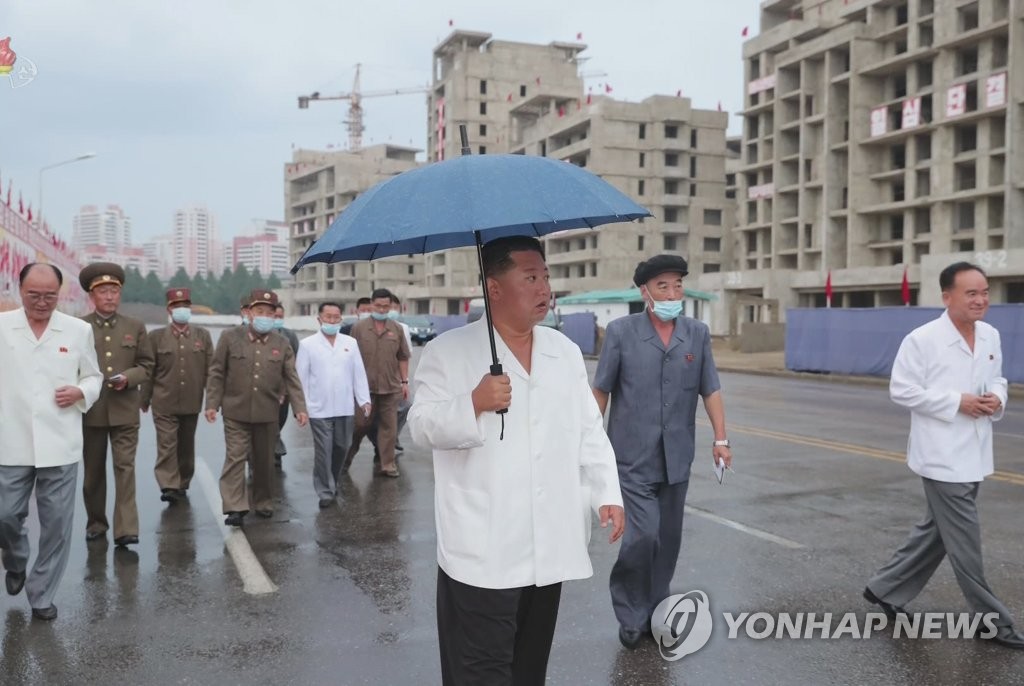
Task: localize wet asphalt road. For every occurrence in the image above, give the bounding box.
[2,339,1024,685]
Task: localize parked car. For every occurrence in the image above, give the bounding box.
[400,315,437,345]
[466,298,562,330]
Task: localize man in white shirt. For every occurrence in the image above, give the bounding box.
[408,236,625,685]
[296,302,371,508]
[0,263,102,621]
[864,262,1023,649]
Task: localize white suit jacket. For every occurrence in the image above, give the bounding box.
[890,311,1008,483]
[0,308,102,468]
[408,319,623,589]
[296,331,371,419]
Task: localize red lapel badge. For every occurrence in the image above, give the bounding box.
[124,334,134,342]
[272,348,280,356]
[194,340,204,350]
[685,353,695,362]
[59,346,68,353]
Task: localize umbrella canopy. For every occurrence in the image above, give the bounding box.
[291,153,651,269]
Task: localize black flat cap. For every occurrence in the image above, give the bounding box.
[633,254,689,286]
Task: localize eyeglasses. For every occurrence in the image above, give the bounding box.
[24,292,59,304]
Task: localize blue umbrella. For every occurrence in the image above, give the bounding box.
[291,129,650,433]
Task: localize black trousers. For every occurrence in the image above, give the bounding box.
[436,567,561,686]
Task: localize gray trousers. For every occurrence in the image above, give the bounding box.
[868,477,1016,633]
[310,416,354,499]
[610,479,690,631]
[0,464,78,610]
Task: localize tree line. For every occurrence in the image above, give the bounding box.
[121,265,283,314]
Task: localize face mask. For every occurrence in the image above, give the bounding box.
[358,312,371,320]
[241,316,250,326]
[252,316,274,334]
[170,307,191,324]
[371,311,389,321]
[387,310,400,320]
[320,322,341,336]
[649,298,683,322]
[273,319,285,330]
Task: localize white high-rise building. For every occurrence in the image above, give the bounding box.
[143,234,174,279]
[72,204,131,253]
[172,205,218,277]
[233,219,289,276]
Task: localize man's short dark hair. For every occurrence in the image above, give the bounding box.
[481,236,545,279]
[939,262,986,292]
[318,301,342,315]
[356,297,371,307]
[371,288,394,302]
[390,294,401,306]
[19,262,63,287]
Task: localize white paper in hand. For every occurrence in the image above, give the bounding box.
[714,458,726,485]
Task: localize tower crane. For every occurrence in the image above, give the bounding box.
[298,63,429,151]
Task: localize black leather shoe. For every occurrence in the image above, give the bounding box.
[114,535,139,547]
[863,587,907,620]
[32,605,57,621]
[255,509,273,519]
[176,489,188,497]
[981,631,1024,650]
[318,498,334,509]
[85,531,105,542]
[159,489,179,503]
[224,512,245,527]
[619,625,643,650]
[5,570,25,596]
[395,442,404,453]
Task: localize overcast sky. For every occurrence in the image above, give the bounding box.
[1,0,763,244]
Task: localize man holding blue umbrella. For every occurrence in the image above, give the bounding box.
[409,236,624,685]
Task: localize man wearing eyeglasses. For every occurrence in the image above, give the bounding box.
[78,262,155,548]
[0,263,102,620]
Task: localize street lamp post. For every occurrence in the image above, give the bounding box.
[37,152,97,229]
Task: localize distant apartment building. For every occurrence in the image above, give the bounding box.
[703,0,1024,333]
[142,234,174,279]
[72,204,131,254]
[172,205,220,277]
[80,245,149,274]
[232,219,289,277]
[284,145,421,316]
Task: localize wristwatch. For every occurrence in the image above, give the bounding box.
[713,439,730,448]
[401,380,409,384]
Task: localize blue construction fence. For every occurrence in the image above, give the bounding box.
[785,305,1024,383]
[427,312,598,355]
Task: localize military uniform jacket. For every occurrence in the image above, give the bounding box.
[81,312,155,427]
[142,325,214,415]
[205,327,307,423]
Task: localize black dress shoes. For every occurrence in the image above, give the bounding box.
[32,605,57,621]
[255,510,273,519]
[114,535,139,547]
[5,570,26,596]
[863,587,907,620]
[85,531,105,542]
[318,498,334,509]
[159,489,179,503]
[619,625,643,650]
[224,512,245,527]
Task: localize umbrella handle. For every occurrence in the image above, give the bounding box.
[490,363,508,416]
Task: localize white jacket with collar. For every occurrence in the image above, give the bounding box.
[890,310,1008,483]
[0,308,103,468]
[409,319,623,590]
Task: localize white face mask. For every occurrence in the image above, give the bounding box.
[358,312,371,320]
[170,307,191,324]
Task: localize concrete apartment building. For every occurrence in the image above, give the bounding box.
[72,204,131,254]
[173,205,221,278]
[232,219,290,277]
[401,30,735,315]
[702,0,1024,333]
[284,144,421,316]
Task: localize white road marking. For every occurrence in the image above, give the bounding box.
[194,458,279,595]
[684,505,806,550]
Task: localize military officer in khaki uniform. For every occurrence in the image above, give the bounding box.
[141,288,213,504]
[79,263,155,547]
[205,289,308,527]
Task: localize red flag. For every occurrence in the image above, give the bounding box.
[901,267,911,306]
[26,205,32,222]
[18,193,23,215]
[535,76,541,86]
[558,106,565,117]
[507,93,513,102]
[825,271,833,307]
[5,181,10,207]
[605,83,613,93]
[448,19,453,26]
[676,89,682,97]
[741,26,749,37]
[586,93,592,105]
[576,32,582,40]
[717,101,723,111]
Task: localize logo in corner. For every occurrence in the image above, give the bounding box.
[651,590,714,661]
[1,37,38,89]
